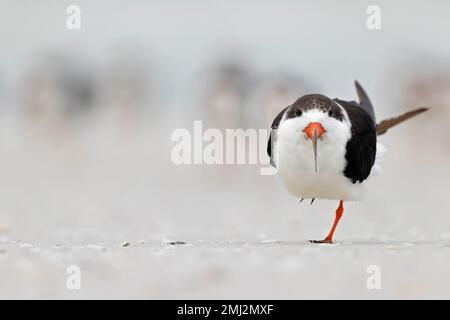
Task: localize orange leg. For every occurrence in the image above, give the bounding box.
[310,200,344,244]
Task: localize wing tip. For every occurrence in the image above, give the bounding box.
[354,80,367,100]
[353,80,376,121]
[416,106,430,113]
[404,106,430,118]
[376,106,430,135]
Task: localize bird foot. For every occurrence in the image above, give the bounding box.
[309,239,333,244]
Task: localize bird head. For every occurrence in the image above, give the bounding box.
[282,94,348,173]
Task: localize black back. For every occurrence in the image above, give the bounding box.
[267,105,288,166]
[334,98,377,183]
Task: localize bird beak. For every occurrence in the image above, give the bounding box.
[303,122,325,173]
[312,129,318,173]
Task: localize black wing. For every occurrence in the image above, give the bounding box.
[376,107,428,135]
[267,106,289,167]
[334,98,377,184]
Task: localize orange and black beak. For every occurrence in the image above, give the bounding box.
[303,122,326,173]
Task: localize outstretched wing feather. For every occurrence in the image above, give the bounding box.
[376,107,428,135]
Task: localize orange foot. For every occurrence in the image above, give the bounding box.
[309,201,344,245]
[309,239,333,244]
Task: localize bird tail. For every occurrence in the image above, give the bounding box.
[376,107,429,135]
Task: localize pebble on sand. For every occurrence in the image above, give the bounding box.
[168,240,187,245]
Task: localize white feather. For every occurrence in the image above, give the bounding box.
[273,107,367,201]
[371,142,386,176]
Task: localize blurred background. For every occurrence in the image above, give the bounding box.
[0,0,450,299]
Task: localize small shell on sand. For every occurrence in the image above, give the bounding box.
[121,241,130,247]
[168,240,187,245]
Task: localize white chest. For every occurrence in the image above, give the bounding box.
[272,111,364,201]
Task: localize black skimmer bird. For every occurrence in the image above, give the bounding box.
[267,81,428,243]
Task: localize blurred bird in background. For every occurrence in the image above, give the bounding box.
[100,48,153,134]
[202,59,254,129]
[20,54,97,142]
[393,60,450,151]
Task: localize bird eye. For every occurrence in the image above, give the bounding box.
[328,110,334,117]
[295,110,302,117]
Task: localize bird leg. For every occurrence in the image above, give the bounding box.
[310,200,344,244]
